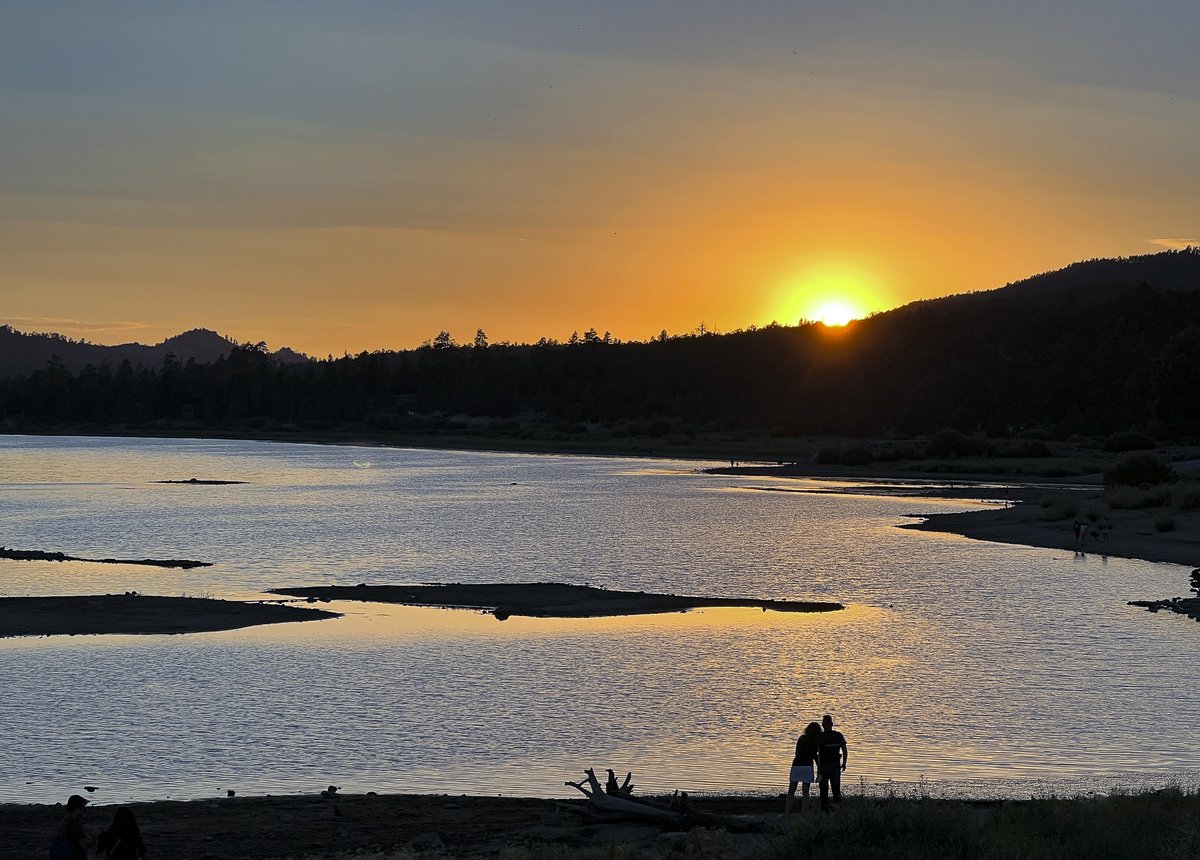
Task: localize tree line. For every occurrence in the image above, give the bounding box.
[2,284,1200,444]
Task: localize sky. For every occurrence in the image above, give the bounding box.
[2,1,1199,355]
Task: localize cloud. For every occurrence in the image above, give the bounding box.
[6,316,148,334]
[1150,238,1200,250]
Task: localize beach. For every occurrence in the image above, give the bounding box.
[0,792,784,860]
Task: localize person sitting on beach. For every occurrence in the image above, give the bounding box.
[95,806,147,860]
[786,721,822,813]
[818,713,848,812]
[48,794,90,860]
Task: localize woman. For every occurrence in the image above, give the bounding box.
[95,807,147,860]
[785,721,822,813]
[48,794,89,860]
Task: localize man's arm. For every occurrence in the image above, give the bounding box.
[840,739,849,772]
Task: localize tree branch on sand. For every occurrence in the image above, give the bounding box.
[563,768,766,832]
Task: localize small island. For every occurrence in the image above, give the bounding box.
[270,582,843,619]
[155,478,248,485]
[0,547,211,569]
[0,595,339,637]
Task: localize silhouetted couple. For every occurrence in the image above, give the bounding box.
[785,714,849,813]
[50,795,146,860]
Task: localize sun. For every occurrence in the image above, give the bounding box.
[814,301,857,327]
[774,260,882,328]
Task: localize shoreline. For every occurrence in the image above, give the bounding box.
[3,788,1196,860]
[0,427,1120,481]
[905,498,1200,569]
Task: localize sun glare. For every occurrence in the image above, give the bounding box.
[775,260,883,329]
[815,302,857,327]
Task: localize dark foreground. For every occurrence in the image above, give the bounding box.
[0,595,339,637]
[3,789,1196,860]
[270,582,844,619]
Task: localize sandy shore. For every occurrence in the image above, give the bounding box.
[0,595,339,637]
[0,792,794,860]
[271,582,844,619]
[905,499,1200,568]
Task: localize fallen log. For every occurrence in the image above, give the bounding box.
[565,769,684,826]
[565,769,767,833]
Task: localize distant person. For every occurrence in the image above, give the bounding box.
[48,794,89,860]
[785,721,822,813]
[95,807,147,860]
[818,714,848,812]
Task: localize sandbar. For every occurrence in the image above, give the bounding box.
[270,582,843,619]
[0,595,339,638]
[0,547,211,569]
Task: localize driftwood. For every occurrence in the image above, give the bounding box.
[564,768,766,833]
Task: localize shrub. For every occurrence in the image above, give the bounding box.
[841,444,875,466]
[1103,431,1156,452]
[816,447,842,464]
[1105,453,1175,488]
[1172,481,1200,510]
[1155,517,1177,532]
[927,428,989,458]
[1105,484,1173,510]
[1038,495,1080,521]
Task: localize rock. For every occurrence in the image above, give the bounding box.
[227,790,236,797]
[83,786,97,793]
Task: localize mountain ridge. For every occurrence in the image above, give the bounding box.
[0,326,311,377]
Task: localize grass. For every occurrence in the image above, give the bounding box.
[768,789,1200,860]
[269,790,1200,860]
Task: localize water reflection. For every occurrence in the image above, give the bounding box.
[1,435,1198,804]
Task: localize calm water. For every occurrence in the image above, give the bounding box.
[1,435,1196,804]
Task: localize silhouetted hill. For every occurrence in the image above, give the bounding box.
[3,248,1200,441]
[0,326,310,376]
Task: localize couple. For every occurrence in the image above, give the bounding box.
[50,795,147,860]
[785,714,848,813]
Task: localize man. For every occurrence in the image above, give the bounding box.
[818,713,849,812]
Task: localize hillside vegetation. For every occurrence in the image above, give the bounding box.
[2,249,1199,447]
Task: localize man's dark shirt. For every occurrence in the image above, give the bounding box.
[819,730,846,773]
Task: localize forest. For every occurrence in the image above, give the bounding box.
[2,250,1199,448]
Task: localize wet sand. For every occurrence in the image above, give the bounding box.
[0,595,339,637]
[270,582,843,619]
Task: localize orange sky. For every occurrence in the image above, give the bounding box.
[2,3,1198,355]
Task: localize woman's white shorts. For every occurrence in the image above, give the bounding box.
[789,765,815,784]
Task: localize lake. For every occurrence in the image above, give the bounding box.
[1,435,1196,804]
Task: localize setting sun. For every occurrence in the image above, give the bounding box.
[814,302,858,327]
[773,260,884,328]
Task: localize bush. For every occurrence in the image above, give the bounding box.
[1105,484,1173,509]
[1104,453,1175,488]
[1103,430,1156,452]
[816,447,842,464]
[1172,480,1200,510]
[841,444,875,466]
[1038,495,1080,521]
[1155,517,1177,532]
[927,428,989,458]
